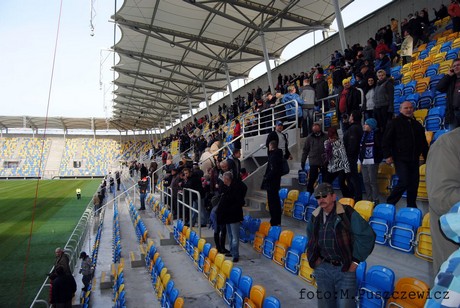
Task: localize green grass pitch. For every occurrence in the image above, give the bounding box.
[0,179,101,307]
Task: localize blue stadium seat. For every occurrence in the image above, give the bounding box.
[446,47,460,60]
[198,243,212,272]
[166,288,179,308]
[223,267,242,306]
[239,216,252,243]
[433,91,447,108]
[394,84,404,97]
[356,261,367,290]
[279,188,288,205]
[248,218,261,243]
[417,90,434,109]
[369,204,396,245]
[429,74,444,90]
[424,63,439,77]
[418,49,430,60]
[161,280,175,307]
[358,265,395,308]
[304,195,319,223]
[389,207,422,253]
[263,296,281,308]
[234,275,253,308]
[293,191,310,220]
[262,226,282,259]
[284,234,308,275]
[440,41,452,53]
[405,93,419,109]
[393,96,407,115]
[425,106,446,131]
[403,80,416,95]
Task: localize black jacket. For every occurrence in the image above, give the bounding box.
[436,74,458,125]
[216,181,245,224]
[343,122,364,164]
[266,130,291,159]
[264,148,283,185]
[382,114,429,162]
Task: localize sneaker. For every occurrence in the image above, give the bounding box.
[225,253,233,257]
[232,257,239,263]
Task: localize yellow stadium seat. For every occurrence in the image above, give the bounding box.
[411,59,423,71]
[415,213,432,262]
[273,230,294,266]
[154,267,168,292]
[428,45,441,57]
[400,62,412,75]
[377,163,395,196]
[283,190,299,216]
[416,77,430,93]
[452,37,460,49]
[413,67,427,80]
[411,51,420,62]
[401,71,414,84]
[244,285,266,308]
[299,253,317,286]
[353,200,375,221]
[436,36,447,45]
[425,131,434,145]
[339,198,355,207]
[179,226,189,248]
[387,277,429,308]
[439,59,454,75]
[157,273,171,299]
[253,222,271,253]
[209,253,225,286]
[415,43,426,52]
[194,239,206,265]
[414,109,428,125]
[174,297,184,308]
[447,32,459,42]
[442,29,453,37]
[215,260,233,294]
[432,52,447,65]
[203,248,218,278]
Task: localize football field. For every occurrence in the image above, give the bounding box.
[0,179,101,307]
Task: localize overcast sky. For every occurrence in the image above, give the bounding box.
[0,0,392,119]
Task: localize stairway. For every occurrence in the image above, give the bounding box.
[44,138,65,178]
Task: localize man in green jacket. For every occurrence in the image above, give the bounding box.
[307,183,375,308]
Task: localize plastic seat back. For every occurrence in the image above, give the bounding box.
[273,230,294,265]
[234,275,253,308]
[262,226,282,258]
[262,296,281,308]
[356,261,367,290]
[369,204,395,245]
[224,267,242,306]
[216,260,233,293]
[246,285,266,308]
[354,200,375,221]
[339,197,355,207]
[387,277,429,308]
[359,265,395,307]
[209,253,225,285]
[278,188,288,201]
[284,235,307,274]
[203,248,218,277]
[299,253,316,286]
[415,213,432,261]
[389,208,422,253]
[253,222,271,252]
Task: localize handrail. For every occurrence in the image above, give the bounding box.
[176,188,203,238]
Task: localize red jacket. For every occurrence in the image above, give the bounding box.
[449,3,460,17]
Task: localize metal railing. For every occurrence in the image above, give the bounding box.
[176,188,203,237]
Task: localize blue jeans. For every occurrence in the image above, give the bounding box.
[140,193,147,209]
[314,262,357,308]
[226,223,240,259]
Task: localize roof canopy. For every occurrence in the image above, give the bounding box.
[110,0,353,131]
[0,116,111,132]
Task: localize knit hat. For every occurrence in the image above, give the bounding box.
[342,77,351,86]
[365,118,377,130]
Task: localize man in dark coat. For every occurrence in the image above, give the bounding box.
[216,171,245,262]
[301,123,328,194]
[382,101,429,208]
[263,140,284,226]
[265,121,291,159]
[343,110,364,201]
[51,266,77,308]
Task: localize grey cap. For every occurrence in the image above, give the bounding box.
[314,183,334,198]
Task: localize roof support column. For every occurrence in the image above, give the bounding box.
[187,95,194,120]
[224,63,234,106]
[169,114,174,131]
[259,32,275,93]
[202,82,211,121]
[332,0,347,52]
[177,105,183,129]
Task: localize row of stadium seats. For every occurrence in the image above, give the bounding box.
[113,262,126,308]
[128,202,148,244]
[81,215,104,308]
[113,200,122,263]
[172,218,281,308]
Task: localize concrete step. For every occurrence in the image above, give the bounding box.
[129,251,144,268]
[245,196,265,211]
[243,206,270,218]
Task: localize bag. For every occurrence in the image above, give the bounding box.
[281,159,290,176]
[211,194,222,208]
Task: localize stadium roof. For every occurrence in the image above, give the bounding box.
[109,0,353,131]
[0,116,112,132]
